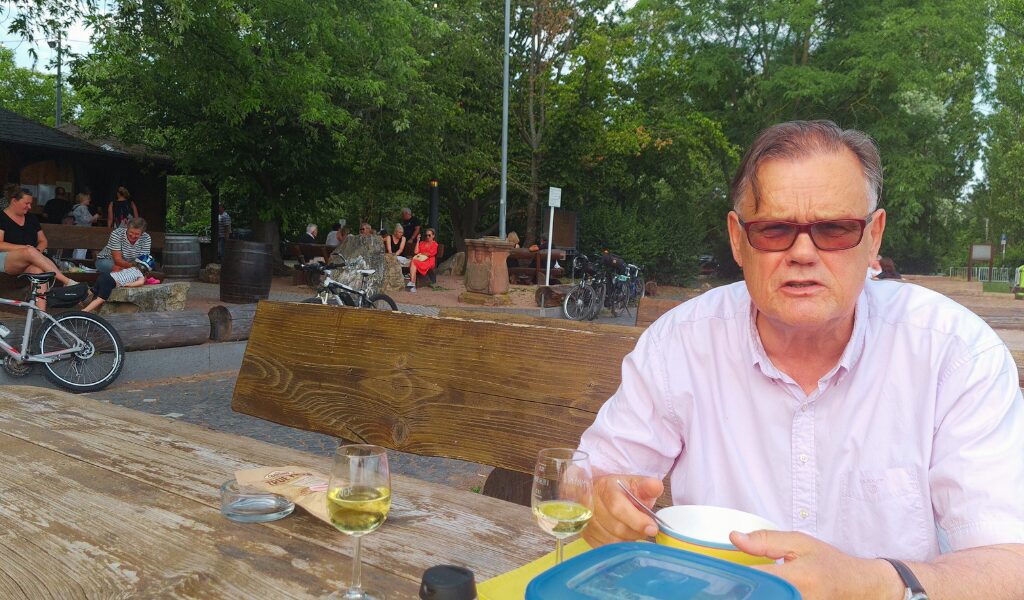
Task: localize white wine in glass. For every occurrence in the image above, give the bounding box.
[327,444,391,600]
[532,448,593,564]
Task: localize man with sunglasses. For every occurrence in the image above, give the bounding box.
[578,120,1024,599]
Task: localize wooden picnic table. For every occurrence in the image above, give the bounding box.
[0,386,551,599]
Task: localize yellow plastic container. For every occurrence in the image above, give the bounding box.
[654,504,779,566]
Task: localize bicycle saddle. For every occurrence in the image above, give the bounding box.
[356,269,375,275]
[19,272,57,284]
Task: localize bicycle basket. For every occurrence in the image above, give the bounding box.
[46,283,90,308]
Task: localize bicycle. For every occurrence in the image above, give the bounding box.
[0,272,124,392]
[298,261,398,311]
[562,254,604,321]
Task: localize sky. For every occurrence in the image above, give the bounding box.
[0,7,93,72]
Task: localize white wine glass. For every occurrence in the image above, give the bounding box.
[327,444,391,600]
[532,448,593,564]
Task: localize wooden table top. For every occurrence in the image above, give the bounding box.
[0,386,551,599]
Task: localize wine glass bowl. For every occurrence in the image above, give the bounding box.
[327,444,391,600]
[531,448,593,564]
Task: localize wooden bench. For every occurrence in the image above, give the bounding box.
[289,242,334,264]
[508,248,565,284]
[635,296,685,328]
[231,301,649,506]
[0,225,167,292]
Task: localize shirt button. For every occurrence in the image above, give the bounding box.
[799,509,809,519]
[800,404,808,412]
[799,454,809,464]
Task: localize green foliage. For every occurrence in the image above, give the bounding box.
[0,47,78,126]
[3,0,1002,280]
[165,175,212,236]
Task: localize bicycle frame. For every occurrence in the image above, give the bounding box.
[315,270,375,307]
[0,296,87,363]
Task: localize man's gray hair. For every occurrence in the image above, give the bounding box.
[730,120,883,213]
[306,224,317,234]
[401,207,411,215]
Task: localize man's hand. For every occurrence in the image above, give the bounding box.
[730,530,903,600]
[582,475,663,547]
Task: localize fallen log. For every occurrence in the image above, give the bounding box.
[208,303,258,342]
[2,310,211,352]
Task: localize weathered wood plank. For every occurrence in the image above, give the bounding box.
[0,386,554,598]
[438,307,643,336]
[233,301,640,475]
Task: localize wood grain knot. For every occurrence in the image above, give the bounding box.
[395,355,408,369]
[391,418,409,445]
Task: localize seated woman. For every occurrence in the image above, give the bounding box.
[407,228,438,293]
[1,188,78,309]
[876,257,902,280]
[386,224,409,267]
[95,217,153,277]
[82,255,153,313]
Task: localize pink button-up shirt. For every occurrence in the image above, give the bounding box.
[579,280,1024,560]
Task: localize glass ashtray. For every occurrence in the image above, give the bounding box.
[220,479,295,523]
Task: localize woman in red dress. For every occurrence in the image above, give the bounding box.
[407,228,438,293]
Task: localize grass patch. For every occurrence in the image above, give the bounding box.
[470,485,482,494]
[983,281,1013,294]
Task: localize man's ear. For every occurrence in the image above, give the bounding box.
[727,211,744,268]
[868,209,886,256]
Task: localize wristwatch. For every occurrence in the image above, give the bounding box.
[881,558,929,600]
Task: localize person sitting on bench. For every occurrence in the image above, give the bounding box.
[386,224,409,267]
[407,228,438,293]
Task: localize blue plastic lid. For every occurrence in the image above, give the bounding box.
[525,542,801,600]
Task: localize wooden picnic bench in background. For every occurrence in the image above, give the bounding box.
[232,301,657,506]
[0,224,167,292]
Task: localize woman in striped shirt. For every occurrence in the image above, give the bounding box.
[96,217,152,274]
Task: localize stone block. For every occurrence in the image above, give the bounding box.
[200,263,221,284]
[437,252,466,277]
[99,282,190,315]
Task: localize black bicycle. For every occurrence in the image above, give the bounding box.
[298,262,398,311]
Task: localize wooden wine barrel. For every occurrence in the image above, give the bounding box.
[162,234,202,279]
[220,240,273,303]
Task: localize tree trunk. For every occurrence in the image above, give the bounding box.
[252,220,289,275]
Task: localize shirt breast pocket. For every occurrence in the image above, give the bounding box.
[839,467,931,559]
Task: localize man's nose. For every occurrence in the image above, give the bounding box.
[786,231,819,262]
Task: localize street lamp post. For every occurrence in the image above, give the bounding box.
[499,0,510,239]
[47,30,63,127]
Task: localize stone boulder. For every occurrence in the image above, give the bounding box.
[437,251,466,276]
[200,263,221,283]
[379,254,407,293]
[99,282,190,315]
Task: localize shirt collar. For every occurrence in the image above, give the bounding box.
[747,288,869,384]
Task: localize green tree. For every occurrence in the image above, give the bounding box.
[71,0,431,263]
[0,46,77,126]
[983,0,1024,267]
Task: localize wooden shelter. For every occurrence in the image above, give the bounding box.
[0,108,172,231]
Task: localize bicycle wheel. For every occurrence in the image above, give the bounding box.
[587,282,606,320]
[366,293,398,311]
[609,283,628,317]
[38,311,124,393]
[562,285,594,321]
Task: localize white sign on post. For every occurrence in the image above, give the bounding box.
[548,186,562,208]
[545,187,562,287]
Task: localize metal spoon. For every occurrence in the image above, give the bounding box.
[615,479,679,536]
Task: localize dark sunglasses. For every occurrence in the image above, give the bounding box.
[737,211,875,252]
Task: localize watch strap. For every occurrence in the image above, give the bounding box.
[882,558,927,598]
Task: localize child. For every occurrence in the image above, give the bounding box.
[82,255,155,313]
[72,192,100,259]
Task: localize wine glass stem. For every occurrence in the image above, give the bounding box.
[556,537,564,564]
[347,535,363,598]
